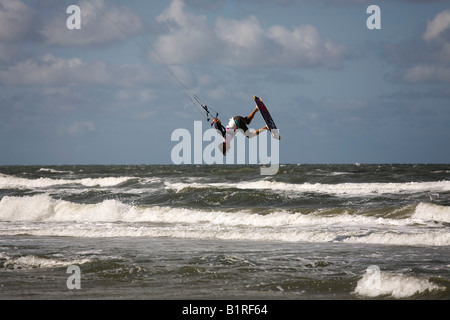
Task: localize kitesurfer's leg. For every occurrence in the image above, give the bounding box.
[246,107,259,124]
[246,125,269,139]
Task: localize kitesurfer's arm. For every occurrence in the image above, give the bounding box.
[212,117,226,137]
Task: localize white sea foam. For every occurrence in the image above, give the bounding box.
[354,268,445,298]
[413,202,450,223]
[166,179,450,197]
[3,172,449,198]
[0,194,410,226]
[0,195,139,222]
[0,173,133,189]
[2,221,448,246]
[38,168,73,174]
[3,255,91,270]
[342,230,450,246]
[0,195,448,246]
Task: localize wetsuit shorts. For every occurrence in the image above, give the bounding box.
[233,116,250,132]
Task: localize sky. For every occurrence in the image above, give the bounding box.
[0,0,449,165]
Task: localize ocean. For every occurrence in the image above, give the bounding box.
[0,164,449,302]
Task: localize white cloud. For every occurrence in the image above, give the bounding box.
[154,0,347,68]
[0,54,155,87]
[41,0,143,47]
[154,0,222,64]
[268,22,346,67]
[402,64,450,83]
[423,9,450,41]
[383,9,450,84]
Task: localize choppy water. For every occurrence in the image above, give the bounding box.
[0,164,449,300]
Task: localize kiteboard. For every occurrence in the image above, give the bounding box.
[253,96,281,140]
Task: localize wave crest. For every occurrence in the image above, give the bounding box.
[0,195,448,246]
[354,268,445,298]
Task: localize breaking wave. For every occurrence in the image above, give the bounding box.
[166,179,450,197]
[0,173,132,189]
[0,194,448,246]
[354,267,445,298]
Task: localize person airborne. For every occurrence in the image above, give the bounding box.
[212,106,268,155]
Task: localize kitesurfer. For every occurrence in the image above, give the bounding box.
[212,106,268,155]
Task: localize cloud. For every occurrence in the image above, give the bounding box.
[154,0,222,64]
[402,65,450,83]
[423,9,450,41]
[0,0,146,67]
[41,0,143,47]
[403,9,450,83]
[218,17,347,67]
[0,53,155,87]
[382,9,450,84]
[154,0,347,68]
[0,0,41,43]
